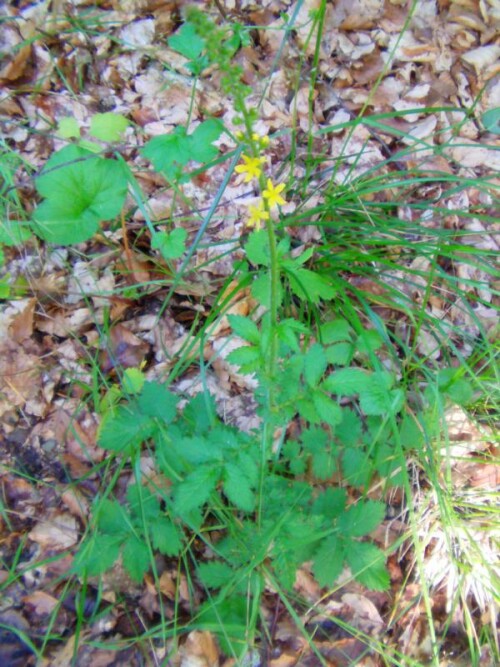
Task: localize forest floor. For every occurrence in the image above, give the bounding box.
[0,1,499,666]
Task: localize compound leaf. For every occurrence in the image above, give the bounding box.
[338,500,385,538]
[288,268,336,304]
[346,541,389,591]
[137,381,179,422]
[98,405,154,452]
[227,315,260,345]
[151,517,183,556]
[322,368,369,395]
[73,533,122,577]
[223,462,255,512]
[197,561,234,589]
[174,465,219,516]
[312,535,345,588]
[96,499,130,535]
[122,534,150,582]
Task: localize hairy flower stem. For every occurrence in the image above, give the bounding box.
[240,112,281,526]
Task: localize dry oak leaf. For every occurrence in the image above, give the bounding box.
[29,513,79,550]
[180,631,219,667]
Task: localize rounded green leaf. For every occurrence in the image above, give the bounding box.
[33,145,128,245]
[90,113,129,142]
[57,116,81,139]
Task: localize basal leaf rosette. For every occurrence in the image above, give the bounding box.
[32,145,128,245]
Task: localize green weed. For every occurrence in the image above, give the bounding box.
[1,3,498,665]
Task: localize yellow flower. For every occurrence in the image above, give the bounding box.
[246,200,270,231]
[262,179,286,208]
[235,154,266,182]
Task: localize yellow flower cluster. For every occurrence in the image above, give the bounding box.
[234,132,287,231]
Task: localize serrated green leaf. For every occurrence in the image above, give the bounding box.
[151,517,182,556]
[336,409,362,446]
[301,427,328,453]
[96,499,130,535]
[287,267,336,303]
[126,483,161,521]
[312,535,345,588]
[174,466,219,516]
[73,533,121,577]
[177,435,222,464]
[227,314,260,345]
[245,230,270,266]
[356,329,384,354]
[276,318,308,352]
[304,343,327,387]
[168,22,205,60]
[311,448,337,480]
[322,368,369,395]
[182,392,216,433]
[236,452,259,487]
[359,373,404,416]
[90,113,129,142]
[346,541,389,590]
[312,488,347,519]
[33,145,128,245]
[251,272,272,308]
[338,500,385,538]
[342,449,372,488]
[223,462,255,511]
[320,319,352,343]
[312,391,342,426]
[297,397,320,424]
[226,344,261,370]
[98,405,154,452]
[325,342,354,366]
[122,535,150,582]
[137,381,178,422]
[152,228,187,260]
[197,561,234,589]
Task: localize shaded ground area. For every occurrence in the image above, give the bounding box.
[0,1,498,665]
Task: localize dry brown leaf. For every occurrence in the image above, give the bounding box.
[61,488,90,521]
[8,298,36,342]
[0,341,43,418]
[461,44,500,75]
[100,323,150,372]
[22,590,59,617]
[0,43,32,82]
[180,631,219,667]
[28,513,79,550]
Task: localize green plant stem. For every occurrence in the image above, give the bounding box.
[240,111,281,527]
